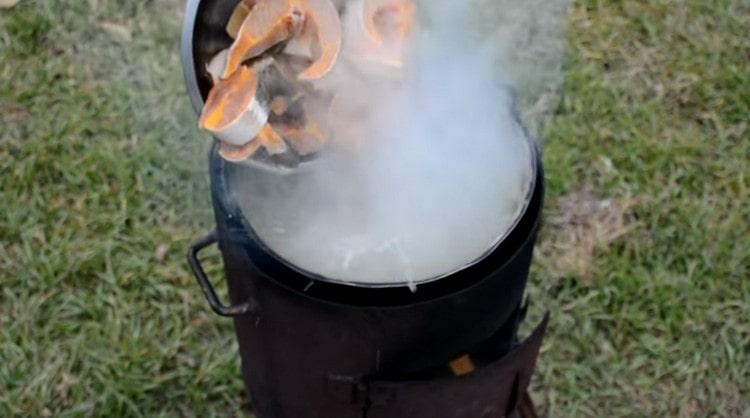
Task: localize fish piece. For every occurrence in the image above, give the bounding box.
[226,0,258,39]
[224,0,343,81]
[282,21,317,60]
[206,49,230,85]
[256,123,288,154]
[218,123,290,164]
[223,0,306,79]
[341,0,412,77]
[270,96,291,115]
[296,0,343,80]
[280,119,328,155]
[363,0,415,44]
[218,137,263,162]
[199,65,269,146]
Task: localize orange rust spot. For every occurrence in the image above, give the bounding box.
[199,66,258,131]
[448,355,476,377]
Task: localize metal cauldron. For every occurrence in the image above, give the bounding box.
[187,149,543,417]
[183,0,546,416]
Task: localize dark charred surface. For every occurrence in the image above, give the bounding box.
[192,147,545,417]
[183,2,547,416]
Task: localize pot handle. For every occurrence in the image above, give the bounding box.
[187,230,257,317]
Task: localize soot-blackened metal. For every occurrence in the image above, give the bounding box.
[182,0,548,416]
[186,150,545,417]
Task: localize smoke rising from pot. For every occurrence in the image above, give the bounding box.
[232,0,567,286]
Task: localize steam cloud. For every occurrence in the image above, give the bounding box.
[232,0,568,288]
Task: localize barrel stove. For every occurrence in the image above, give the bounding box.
[182,0,549,417]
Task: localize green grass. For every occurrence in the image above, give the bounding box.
[1,1,243,416]
[529,0,749,416]
[1,0,748,417]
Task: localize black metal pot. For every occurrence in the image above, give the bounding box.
[187,148,543,417]
[183,1,546,416]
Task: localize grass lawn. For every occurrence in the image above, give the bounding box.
[1,0,748,417]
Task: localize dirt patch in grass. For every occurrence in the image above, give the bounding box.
[539,190,639,280]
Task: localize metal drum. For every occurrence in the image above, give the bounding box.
[183,1,546,416]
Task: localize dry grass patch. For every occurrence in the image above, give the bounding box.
[539,190,639,280]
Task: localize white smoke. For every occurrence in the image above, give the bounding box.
[232,0,568,287]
